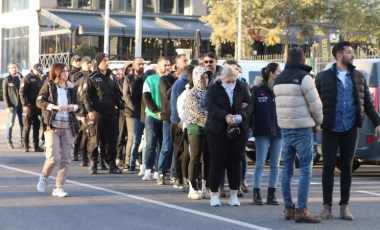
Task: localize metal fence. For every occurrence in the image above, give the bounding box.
[39,52,70,69]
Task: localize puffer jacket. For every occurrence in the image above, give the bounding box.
[316,63,380,130]
[273,61,323,129]
[184,66,211,127]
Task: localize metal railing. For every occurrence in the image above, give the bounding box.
[39,52,70,69]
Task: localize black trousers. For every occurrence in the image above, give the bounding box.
[188,134,208,189]
[88,112,117,165]
[116,114,127,162]
[322,126,359,205]
[22,110,41,148]
[182,128,190,179]
[170,123,185,181]
[207,131,246,192]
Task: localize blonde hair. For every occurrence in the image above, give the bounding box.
[220,66,237,80]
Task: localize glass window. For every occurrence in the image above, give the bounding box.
[1,26,29,74]
[2,0,29,13]
[40,34,71,54]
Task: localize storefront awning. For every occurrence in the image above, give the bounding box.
[40,9,212,40]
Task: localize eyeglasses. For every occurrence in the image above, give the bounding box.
[204,60,214,64]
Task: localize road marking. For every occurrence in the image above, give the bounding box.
[292,180,321,185]
[0,163,271,230]
[356,191,380,196]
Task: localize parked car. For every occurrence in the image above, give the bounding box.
[315,59,380,172]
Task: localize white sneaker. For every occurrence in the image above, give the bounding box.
[187,182,202,200]
[142,169,154,181]
[153,172,159,179]
[201,180,211,199]
[210,195,221,206]
[138,164,146,176]
[52,186,68,197]
[37,175,48,193]
[228,193,240,206]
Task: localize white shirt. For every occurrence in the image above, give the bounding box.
[337,71,347,87]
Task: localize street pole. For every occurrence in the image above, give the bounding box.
[237,0,242,61]
[104,0,110,54]
[135,0,142,57]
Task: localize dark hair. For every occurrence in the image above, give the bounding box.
[261,63,279,82]
[49,63,67,83]
[185,65,195,89]
[204,52,218,61]
[332,41,352,59]
[7,62,18,68]
[287,47,305,63]
[189,59,200,66]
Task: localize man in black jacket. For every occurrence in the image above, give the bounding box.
[19,64,44,152]
[316,41,380,221]
[3,62,24,149]
[122,57,145,173]
[82,53,124,174]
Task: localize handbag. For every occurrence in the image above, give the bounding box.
[69,112,80,136]
[227,125,240,140]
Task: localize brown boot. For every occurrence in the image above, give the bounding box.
[319,204,333,219]
[294,207,321,223]
[284,205,295,220]
[340,204,354,220]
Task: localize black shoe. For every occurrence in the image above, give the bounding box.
[266,188,279,205]
[109,166,122,174]
[253,188,264,205]
[237,188,244,197]
[73,155,79,161]
[34,146,44,152]
[219,185,227,198]
[241,180,249,193]
[89,162,97,174]
[100,162,108,170]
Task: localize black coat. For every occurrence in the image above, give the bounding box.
[159,74,177,121]
[205,80,252,135]
[2,73,22,108]
[19,71,44,114]
[316,63,380,130]
[123,73,144,118]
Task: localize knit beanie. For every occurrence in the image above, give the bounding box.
[95,53,108,67]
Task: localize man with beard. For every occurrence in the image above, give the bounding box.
[203,52,222,83]
[82,53,124,174]
[141,57,171,180]
[19,64,45,152]
[3,62,24,149]
[122,57,145,173]
[316,41,380,221]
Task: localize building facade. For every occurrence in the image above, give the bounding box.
[0,0,211,75]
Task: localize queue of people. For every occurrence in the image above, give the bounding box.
[3,41,380,223]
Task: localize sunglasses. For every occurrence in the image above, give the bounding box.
[204,60,214,64]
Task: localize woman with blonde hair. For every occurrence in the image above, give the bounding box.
[36,62,79,197]
[205,66,252,206]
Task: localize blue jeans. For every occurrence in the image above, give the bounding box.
[144,116,162,170]
[253,136,282,188]
[129,118,145,170]
[157,120,173,175]
[6,106,23,143]
[281,128,313,209]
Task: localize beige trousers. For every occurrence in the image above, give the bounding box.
[41,128,73,186]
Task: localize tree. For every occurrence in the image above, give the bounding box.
[201,0,328,59]
[73,43,96,58]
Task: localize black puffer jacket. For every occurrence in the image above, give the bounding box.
[316,63,380,130]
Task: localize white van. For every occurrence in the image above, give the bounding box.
[218,60,285,85]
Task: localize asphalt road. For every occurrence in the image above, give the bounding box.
[1,101,380,230]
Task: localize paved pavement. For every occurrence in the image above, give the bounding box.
[1,101,380,230]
